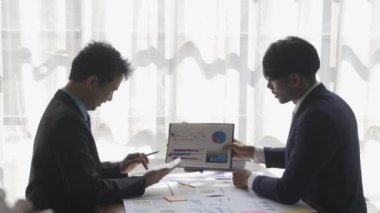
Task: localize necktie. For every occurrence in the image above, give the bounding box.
[85,113,91,130]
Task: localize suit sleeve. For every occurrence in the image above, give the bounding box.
[101,162,129,179]
[252,109,340,204]
[54,114,145,206]
[263,147,286,168]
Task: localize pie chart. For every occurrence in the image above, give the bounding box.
[211,131,227,144]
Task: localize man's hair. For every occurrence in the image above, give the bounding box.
[262,36,320,80]
[69,41,132,86]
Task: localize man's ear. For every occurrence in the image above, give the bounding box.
[289,73,301,87]
[85,75,99,89]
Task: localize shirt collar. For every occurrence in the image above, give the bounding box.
[293,81,320,114]
[61,88,88,119]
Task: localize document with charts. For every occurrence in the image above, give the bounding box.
[166,123,234,170]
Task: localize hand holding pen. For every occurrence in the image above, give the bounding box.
[119,151,160,174]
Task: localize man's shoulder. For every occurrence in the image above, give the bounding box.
[304,84,349,109]
[45,90,80,115]
[299,87,355,125]
[41,93,83,127]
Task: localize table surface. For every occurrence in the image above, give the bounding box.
[101,159,252,213]
[100,159,380,213]
[99,159,269,213]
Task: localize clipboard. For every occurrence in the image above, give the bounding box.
[165,123,234,170]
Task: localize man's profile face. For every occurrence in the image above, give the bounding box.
[266,76,293,104]
[87,72,123,111]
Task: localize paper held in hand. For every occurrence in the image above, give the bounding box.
[149,157,182,172]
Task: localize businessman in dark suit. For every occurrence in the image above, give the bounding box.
[26,41,170,213]
[223,36,367,213]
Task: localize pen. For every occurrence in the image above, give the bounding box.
[177,181,196,188]
[145,151,160,157]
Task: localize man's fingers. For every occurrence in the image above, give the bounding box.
[124,153,149,170]
[127,158,140,165]
[232,170,248,189]
[130,157,148,169]
[222,143,236,151]
[135,153,148,170]
[222,144,232,149]
[141,153,149,164]
[231,150,244,158]
[140,158,148,170]
[125,152,143,161]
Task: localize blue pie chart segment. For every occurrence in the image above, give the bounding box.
[212,131,227,144]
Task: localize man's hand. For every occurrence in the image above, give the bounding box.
[120,152,149,173]
[143,168,170,188]
[232,169,252,189]
[222,139,255,159]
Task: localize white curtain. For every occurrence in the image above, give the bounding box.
[1,0,379,204]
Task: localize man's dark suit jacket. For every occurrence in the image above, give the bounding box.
[26,90,146,213]
[252,84,367,213]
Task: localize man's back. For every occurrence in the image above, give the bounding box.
[287,84,366,212]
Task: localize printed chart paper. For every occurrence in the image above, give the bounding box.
[166,123,234,170]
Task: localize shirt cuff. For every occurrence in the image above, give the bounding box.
[253,146,265,163]
[247,172,260,193]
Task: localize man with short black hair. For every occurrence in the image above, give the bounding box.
[224,36,367,213]
[26,41,170,213]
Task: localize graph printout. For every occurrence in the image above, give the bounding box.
[166,123,234,170]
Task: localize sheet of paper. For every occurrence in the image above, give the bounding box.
[222,187,315,212]
[139,182,173,199]
[162,171,203,181]
[169,181,225,198]
[148,157,182,172]
[124,196,233,213]
[163,170,232,188]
